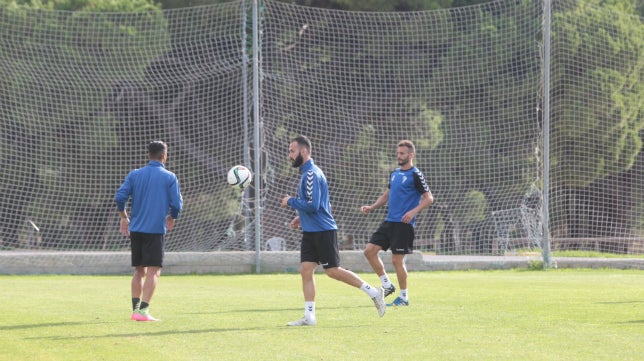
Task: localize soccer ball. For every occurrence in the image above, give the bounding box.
[227,165,252,190]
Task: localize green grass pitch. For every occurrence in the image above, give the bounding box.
[0,270,642,360]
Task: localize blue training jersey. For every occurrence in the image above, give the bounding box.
[287,159,337,232]
[386,166,429,226]
[115,160,183,234]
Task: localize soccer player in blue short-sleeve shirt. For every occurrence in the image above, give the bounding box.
[281,135,386,326]
[361,140,433,307]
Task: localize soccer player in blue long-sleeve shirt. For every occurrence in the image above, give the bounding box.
[115,140,183,321]
[281,135,385,326]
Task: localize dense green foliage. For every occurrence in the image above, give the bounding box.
[0,0,169,248]
[549,0,644,238]
[0,0,642,250]
[552,1,644,187]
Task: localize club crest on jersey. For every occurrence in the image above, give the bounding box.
[392,171,408,183]
[392,171,408,184]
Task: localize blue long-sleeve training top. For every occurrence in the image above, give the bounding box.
[115,160,183,234]
[287,159,337,232]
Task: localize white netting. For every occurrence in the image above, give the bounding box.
[549,0,644,254]
[0,2,253,253]
[260,0,545,254]
[0,0,642,263]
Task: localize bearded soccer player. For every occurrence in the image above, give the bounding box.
[281,135,386,326]
[361,140,433,307]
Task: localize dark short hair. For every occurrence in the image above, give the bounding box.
[398,140,415,154]
[148,140,167,159]
[291,135,312,154]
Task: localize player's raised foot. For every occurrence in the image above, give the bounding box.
[383,284,396,297]
[371,287,386,317]
[133,308,159,322]
[286,317,317,326]
[387,296,409,307]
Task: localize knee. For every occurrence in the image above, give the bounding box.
[324,267,340,280]
[146,267,161,277]
[363,245,377,258]
[300,265,315,280]
[392,256,405,268]
[134,267,146,278]
[363,248,370,257]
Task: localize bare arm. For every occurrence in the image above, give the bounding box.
[401,191,434,224]
[119,210,130,237]
[361,189,390,214]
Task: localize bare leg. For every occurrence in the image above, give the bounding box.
[300,262,317,302]
[131,266,145,299]
[141,266,161,304]
[324,267,364,288]
[286,262,320,326]
[391,254,407,290]
[325,265,386,318]
[363,243,386,276]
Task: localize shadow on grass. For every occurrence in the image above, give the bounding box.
[10,305,377,338]
[26,321,373,340]
[28,326,272,339]
[183,304,367,315]
[616,320,644,324]
[0,321,116,331]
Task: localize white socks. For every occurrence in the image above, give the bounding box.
[360,282,380,298]
[305,301,316,321]
[379,274,392,289]
[379,274,407,300]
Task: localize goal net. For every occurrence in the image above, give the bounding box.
[0,0,642,264]
[260,0,546,255]
[0,2,251,254]
[547,0,644,254]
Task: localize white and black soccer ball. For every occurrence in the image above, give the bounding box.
[227,165,252,190]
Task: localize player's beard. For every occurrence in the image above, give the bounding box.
[398,155,410,167]
[291,153,304,168]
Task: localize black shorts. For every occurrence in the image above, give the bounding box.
[369,221,414,254]
[300,230,340,269]
[130,232,165,267]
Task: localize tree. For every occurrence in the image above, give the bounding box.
[0,0,167,248]
[423,1,542,250]
[549,0,644,238]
